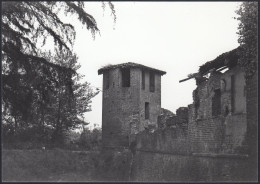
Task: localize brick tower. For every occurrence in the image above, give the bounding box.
[98,62,166,148]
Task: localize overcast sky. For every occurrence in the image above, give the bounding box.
[69,2,241,129]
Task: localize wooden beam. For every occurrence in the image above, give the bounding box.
[179,76,195,83]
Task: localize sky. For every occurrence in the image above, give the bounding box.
[68,2,241,129]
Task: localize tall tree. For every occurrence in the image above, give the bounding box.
[2,1,114,144]
[236,1,258,78]
[236,2,258,159]
[42,51,100,143]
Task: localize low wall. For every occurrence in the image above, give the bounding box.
[136,128,190,155]
[131,151,257,182]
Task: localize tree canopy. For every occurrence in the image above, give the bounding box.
[2,1,115,146]
[236,1,258,78]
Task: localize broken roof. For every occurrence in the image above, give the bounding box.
[98,62,166,75]
[199,47,241,75]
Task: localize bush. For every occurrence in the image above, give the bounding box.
[77,128,102,150]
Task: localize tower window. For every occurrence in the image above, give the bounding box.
[122,68,130,87]
[142,70,145,90]
[149,72,155,92]
[145,102,150,119]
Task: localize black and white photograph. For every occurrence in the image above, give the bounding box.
[1,1,258,182]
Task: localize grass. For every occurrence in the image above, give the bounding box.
[2,149,132,182]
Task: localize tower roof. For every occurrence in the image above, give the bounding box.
[98,62,166,75]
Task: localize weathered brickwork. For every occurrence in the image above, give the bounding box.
[99,63,166,148]
[99,52,257,157]
[188,66,248,154]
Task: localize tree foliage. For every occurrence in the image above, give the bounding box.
[236,2,258,78]
[79,127,102,150]
[2,1,113,145]
[2,1,99,57]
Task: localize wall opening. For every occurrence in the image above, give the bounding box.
[149,72,155,92]
[122,68,130,87]
[142,70,145,90]
[145,102,150,119]
[212,89,221,116]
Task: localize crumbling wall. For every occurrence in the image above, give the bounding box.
[188,66,247,154]
[157,108,175,129]
[136,107,190,155]
[176,107,189,131]
[157,107,188,130]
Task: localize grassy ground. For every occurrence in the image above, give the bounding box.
[2,149,132,182]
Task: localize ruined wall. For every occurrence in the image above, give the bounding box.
[157,107,188,131]
[176,107,189,130]
[139,71,161,131]
[136,107,190,155]
[220,67,246,114]
[188,66,247,154]
[102,68,141,148]
[194,71,221,119]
